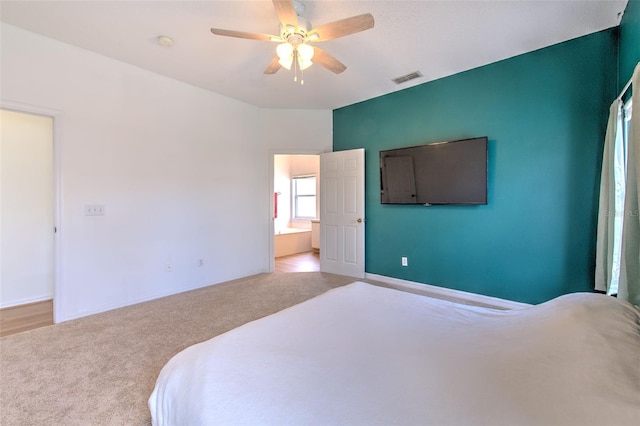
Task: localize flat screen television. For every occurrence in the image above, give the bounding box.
[380,137,488,205]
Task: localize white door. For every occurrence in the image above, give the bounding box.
[320,148,365,278]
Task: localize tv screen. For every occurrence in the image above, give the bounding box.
[380,137,488,205]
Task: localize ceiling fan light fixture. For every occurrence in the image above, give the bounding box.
[298,56,313,71]
[276,42,294,69]
[297,43,314,61]
[278,56,294,70]
[277,46,294,70]
[276,42,294,60]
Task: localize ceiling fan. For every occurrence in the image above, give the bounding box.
[210,0,374,82]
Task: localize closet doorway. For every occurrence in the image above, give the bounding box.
[0,108,55,336]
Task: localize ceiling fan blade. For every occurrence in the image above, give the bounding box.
[264,56,282,74]
[308,13,374,41]
[272,0,298,29]
[312,47,347,74]
[210,28,280,42]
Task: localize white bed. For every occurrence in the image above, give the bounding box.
[149,282,640,425]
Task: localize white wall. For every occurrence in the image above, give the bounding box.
[0,109,54,307]
[1,23,332,321]
[258,109,332,160]
[274,155,292,233]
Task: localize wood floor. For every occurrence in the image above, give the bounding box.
[275,251,320,273]
[0,299,53,337]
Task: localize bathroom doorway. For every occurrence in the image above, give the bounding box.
[272,153,320,273]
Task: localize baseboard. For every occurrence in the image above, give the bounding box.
[0,299,54,337]
[365,273,531,310]
[0,295,54,310]
[58,268,268,322]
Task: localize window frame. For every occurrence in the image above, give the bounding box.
[291,175,317,219]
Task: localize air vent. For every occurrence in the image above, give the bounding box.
[392,71,423,85]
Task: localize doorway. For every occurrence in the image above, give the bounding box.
[272,153,320,272]
[0,108,55,335]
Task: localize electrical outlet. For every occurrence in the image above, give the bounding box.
[166,264,173,272]
[198,259,204,267]
[401,257,408,267]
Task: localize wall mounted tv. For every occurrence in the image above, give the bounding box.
[380,137,488,205]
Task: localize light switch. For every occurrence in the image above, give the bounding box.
[85,205,105,216]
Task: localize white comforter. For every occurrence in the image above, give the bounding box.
[149,282,640,425]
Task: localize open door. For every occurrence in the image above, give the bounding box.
[320,148,365,278]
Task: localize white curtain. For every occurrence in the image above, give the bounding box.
[595,100,623,294]
[619,64,640,306]
[597,63,640,306]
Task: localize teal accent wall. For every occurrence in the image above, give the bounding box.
[333,30,618,304]
[620,0,640,87]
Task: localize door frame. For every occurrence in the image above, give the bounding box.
[1,100,63,323]
[268,149,324,273]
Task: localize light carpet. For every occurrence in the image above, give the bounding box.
[0,272,359,425]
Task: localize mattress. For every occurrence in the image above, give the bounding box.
[149,282,640,425]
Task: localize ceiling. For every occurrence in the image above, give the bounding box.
[0,0,628,110]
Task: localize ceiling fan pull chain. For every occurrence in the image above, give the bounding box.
[291,49,304,85]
